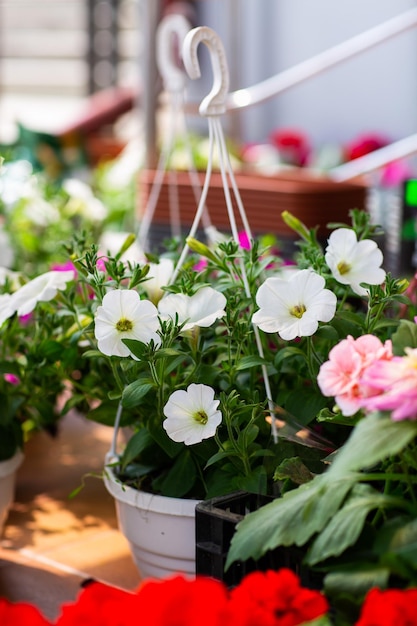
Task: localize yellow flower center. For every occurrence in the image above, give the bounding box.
[194,410,208,425]
[116,317,133,332]
[289,304,306,319]
[337,260,351,275]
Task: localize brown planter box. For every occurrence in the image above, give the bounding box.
[137,168,368,247]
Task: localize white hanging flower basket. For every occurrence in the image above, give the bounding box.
[103,459,199,579]
[0,450,24,536]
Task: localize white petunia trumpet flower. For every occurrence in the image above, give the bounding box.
[158,286,226,332]
[325,228,386,296]
[143,258,175,304]
[94,289,160,357]
[163,383,222,445]
[252,269,337,341]
[0,270,75,324]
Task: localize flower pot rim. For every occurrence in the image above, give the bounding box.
[0,449,24,478]
[103,456,200,515]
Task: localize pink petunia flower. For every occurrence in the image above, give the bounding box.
[51,261,77,279]
[360,347,417,421]
[317,334,393,416]
[4,373,20,385]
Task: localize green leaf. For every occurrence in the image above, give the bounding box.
[158,450,197,497]
[324,565,390,599]
[307,484,396,565]
[205,449,240,468]
[226,474,355,568]
[376,517,417,569]
[391,319,417,355]
[330,413,417,477]
[122,380,154,409]
[153,347,187,359]
[285,388,328,425]
[314,324,340,341]
[120,429,154,469]
[122,339,148,359]
[274,457,313,485]
[235,355,269,370]
[235,465,268,494]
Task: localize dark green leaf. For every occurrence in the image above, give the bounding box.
[122,380,154,409]
[121,429,154,469]
[324,565,390,598]
[235,355,269,370]
[158,450,197,497]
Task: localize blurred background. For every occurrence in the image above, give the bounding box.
[1,0,416,157]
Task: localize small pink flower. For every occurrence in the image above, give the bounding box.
[317,335,393,416]
[193,258,208,272]
[361,348,417,421]
[238,231,251,250]
[4,373,20,385]
[51,261,77,279]
[18,312,33,325]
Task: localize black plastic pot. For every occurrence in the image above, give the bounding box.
[195,490,323,589]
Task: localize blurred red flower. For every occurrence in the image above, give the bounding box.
[355,587,417,626]
[225,568,329,626]
[0,598,52,626]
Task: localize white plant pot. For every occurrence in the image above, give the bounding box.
[104,460,200,579]
[0,450,24,536]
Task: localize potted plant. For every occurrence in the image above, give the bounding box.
[0,265,77,534]
[0,154,131,536]
[226,245,417,620]
[3,198,406,579]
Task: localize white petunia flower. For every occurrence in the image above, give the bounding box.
[163,383,222,445]
[63,178,108,221]
[143,258,174,304]
[94,289,160,357]
[158,286,226,332]
[0,294,14,327]
[252,269,337,341]
[6,270,75,318]
[325,228,386,296]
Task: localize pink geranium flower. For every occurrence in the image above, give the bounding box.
[360,347,417,421]
[317,334,393,416]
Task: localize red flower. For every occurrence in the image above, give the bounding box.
[356,587,417,626]
[225,569,329,626]
[0,598,52,625]
[55,581,140,626]
[134,575,229,626]
[344,133,389,161]
[269,129,310,166]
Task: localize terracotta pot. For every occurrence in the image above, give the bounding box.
[137,168,368,250]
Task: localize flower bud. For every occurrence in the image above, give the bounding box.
[281,211,311,241]
[186,237,218,262]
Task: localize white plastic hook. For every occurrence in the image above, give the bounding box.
[156,13,191,93]
[182,26,230,116]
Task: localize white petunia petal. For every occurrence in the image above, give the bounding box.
[94,289,160,357]
[158,287,226,332]
[163,383,222,445]
[6,270,74,317]
[325,228,386,296]
[252,269,336,340]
